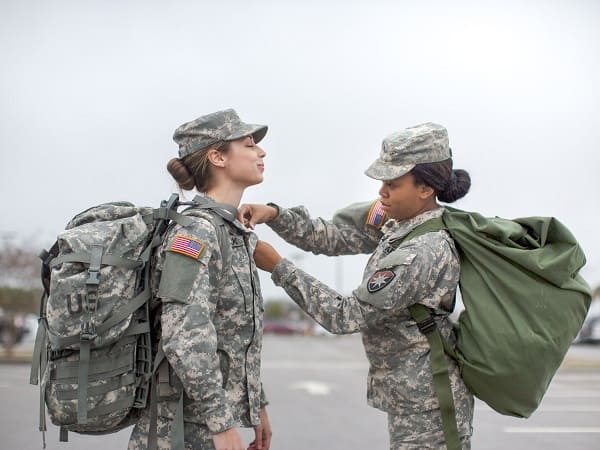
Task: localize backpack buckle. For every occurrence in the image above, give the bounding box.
[86,245,104,286]
[416,317,437,335]
[81,321,96,340]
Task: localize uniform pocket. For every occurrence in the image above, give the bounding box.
[231,265,253,312]
[217,348,231,388]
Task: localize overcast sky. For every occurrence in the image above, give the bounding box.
[1,0,599,298]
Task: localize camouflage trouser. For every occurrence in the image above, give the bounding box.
[387,405,473,450]
[128,410,215,450]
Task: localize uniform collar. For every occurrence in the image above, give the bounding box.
[193,193,249,234]
[383,206,445,242]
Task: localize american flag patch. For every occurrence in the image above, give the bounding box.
[366,200,387,228]
[169,235,206,260]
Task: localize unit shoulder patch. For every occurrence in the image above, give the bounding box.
[168,235,206,260]
[366,269,396,293]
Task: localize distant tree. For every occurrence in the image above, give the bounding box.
[0,287,40,314]
[0,241,40,290]
[0,242,41,354]
[264,300,286,319]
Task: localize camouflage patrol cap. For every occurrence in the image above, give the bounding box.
[173,108,268,158]
[365,122,451,181]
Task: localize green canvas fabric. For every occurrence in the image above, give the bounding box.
[441,207,591,417]
[402,207,592,449]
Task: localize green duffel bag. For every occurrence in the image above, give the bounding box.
[404,208,591,450]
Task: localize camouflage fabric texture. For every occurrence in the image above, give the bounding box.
[130,204,266,445]
[388,411,472,450]
[365,122,451,181]
[41,202,156,433]
[268,202,473,446]
[129,410,214,450]
[173,109,268,158]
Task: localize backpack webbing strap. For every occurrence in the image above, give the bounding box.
[172,394,185,450]
[148,345,185,450]
[45,288,152,349]
[409,304,462,450]
[77,338,91,424]
[400,215,462,449]
[49,253,144,270]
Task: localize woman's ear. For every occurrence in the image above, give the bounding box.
[207,148,226,168]
[418,184,435,200]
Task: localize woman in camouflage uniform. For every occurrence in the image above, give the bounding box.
[128,109,272,450]
[243,123,474,449]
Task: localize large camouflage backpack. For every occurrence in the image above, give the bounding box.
[29,194,235,446]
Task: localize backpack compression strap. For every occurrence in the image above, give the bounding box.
[400,216,463,450]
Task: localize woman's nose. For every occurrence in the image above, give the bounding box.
[378,183,387,197]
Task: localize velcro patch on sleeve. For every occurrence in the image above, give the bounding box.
[168,235,206,260]
[366,200,387,228]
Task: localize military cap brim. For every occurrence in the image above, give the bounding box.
[364,159,415,181]
[225,123,268,144]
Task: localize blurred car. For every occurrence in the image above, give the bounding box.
[263,319,307,335]
[575,316,600,344]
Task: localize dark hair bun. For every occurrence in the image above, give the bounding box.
[167,158,195,190]
[438,169,471,203]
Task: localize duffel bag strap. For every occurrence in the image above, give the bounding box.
[409,303,461,450]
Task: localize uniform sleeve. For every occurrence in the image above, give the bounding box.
[271,235,456,333]
[266,201,385,256]
[158,219,236,434]
[271,258,368,334]
[259,382,269,408]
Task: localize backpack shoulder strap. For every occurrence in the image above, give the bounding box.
[181,196,235,279]
[206,213,233,276]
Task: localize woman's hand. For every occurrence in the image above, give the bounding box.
[247,407,272,450]
[238,204,278,229]
[212,427,245,450]
[253,240,282,273]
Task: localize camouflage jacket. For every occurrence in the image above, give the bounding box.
[153,205,266,434]
[268,201,473,427]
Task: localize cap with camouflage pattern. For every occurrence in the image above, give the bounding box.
[365,122,451,181]
[173,109,268,158]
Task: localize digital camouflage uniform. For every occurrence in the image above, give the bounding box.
[128,204,267,449]
[130,108,269,449]
[267,202,473,449]
[264,122,473,449]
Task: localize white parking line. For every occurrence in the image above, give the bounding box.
[533,406,600,412]
[544,391,600,398]
[474,403,600,413]
[290,381,333,396]
[505,427,600,433]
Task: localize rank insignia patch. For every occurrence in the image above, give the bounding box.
[169,235,206,260]
[367,269,396,293]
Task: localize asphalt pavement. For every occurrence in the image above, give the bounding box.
[1,334,599,450]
